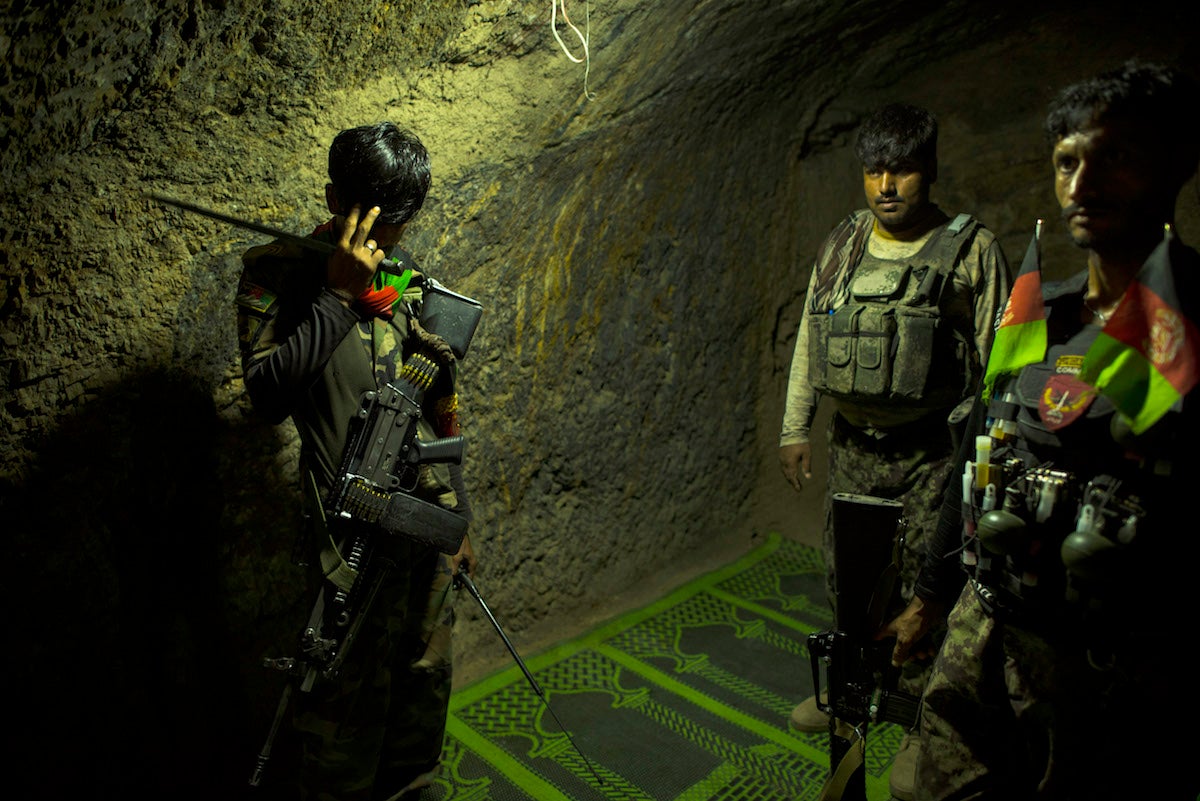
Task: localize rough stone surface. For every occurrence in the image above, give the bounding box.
[2,0,1198,796]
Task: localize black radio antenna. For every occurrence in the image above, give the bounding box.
[454,570,605,786]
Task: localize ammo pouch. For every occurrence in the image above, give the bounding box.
[810,268,950,404]
[808,214,976,406]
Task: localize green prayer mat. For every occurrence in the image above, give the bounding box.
[425,533,904,800]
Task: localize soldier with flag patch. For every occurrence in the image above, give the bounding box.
[880,59,1200,800]
[237,122,479,800]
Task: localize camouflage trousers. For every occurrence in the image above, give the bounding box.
[916,584,1198,800]
[823,410,954,698]
[294,542,456,801]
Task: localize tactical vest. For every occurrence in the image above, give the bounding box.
[807,213,980,407]
[961,330,1172,625]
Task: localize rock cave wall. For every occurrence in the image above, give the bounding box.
[2,0,1198,796]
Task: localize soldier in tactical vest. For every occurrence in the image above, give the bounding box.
[778,103,1012,800]
[881,59,1200,800]
[237,122,478,800]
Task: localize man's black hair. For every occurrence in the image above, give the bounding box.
[328,122,431,225]
[1045,59,1200,191]
[854,103,939,180]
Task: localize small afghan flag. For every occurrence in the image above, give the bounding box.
[1077,227,1200,434]
[982,221,1048,402]
[356,262,413,320]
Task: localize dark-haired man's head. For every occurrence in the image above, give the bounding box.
[856,103,939,179]
[856,103,939,237]
[1046,59,1199,254]
[326,122,431,245]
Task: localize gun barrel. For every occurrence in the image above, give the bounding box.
[148,192,335,256]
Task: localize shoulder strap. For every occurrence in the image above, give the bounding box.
[947,212,973,235]
[817,722,867,801]
[933,213,981,269]
[909,213,982,306]
[809,210,875,312]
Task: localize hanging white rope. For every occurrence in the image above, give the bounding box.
[551,0,596,99]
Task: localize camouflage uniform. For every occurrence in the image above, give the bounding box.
[913,252,1200,800]
[292,539,455,801]
[782,207,1010,700]
[917,584,1194,800]
[237,224,468,800]
[825,415,953,609]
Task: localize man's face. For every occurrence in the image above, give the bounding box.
[863,159,933,234]
[1052,119,1170,253]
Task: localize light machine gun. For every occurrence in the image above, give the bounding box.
[145,192,487,788]
[291,351,469,680]
[249,349,471,786]
[808,493,920,801]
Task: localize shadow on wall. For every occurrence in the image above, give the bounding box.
[6,369,307,801]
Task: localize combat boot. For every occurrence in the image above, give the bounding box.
[887,730,918,801]
[788,689,830,732]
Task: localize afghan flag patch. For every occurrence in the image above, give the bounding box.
[236,279,276,316]
[1077,228,1200,434]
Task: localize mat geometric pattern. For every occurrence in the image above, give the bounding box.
[424,533,903,801]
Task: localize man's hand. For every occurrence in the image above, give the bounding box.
[876,595,945,668]
[327,204,387,299]
[452,533,477,579]
[778,442,812,492]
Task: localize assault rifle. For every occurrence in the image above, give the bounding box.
[808,493,920,801]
